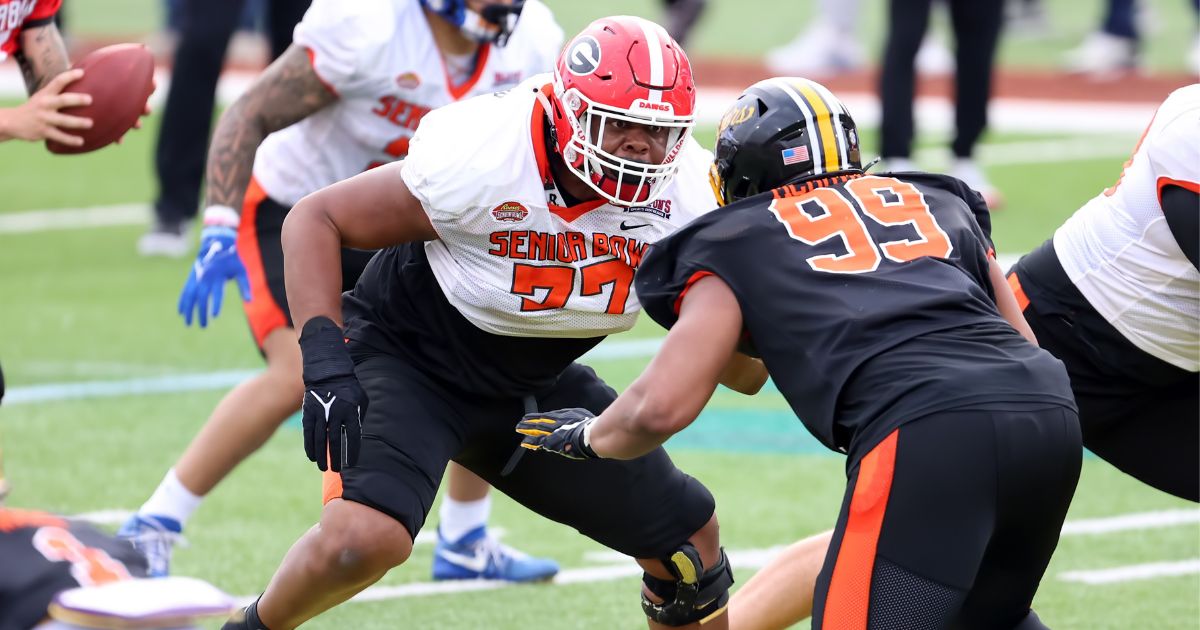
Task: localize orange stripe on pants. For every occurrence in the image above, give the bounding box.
[822,430,899,629]
[238,176,289,347]
[1007,272,1030,312]
[322,469,344,505]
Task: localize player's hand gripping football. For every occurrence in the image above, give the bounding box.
[515,408,599,460]
[299,317,368,472]
[177,206,251,327]
[0,69,92,146]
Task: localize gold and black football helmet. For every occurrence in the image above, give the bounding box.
[710,77,863,206]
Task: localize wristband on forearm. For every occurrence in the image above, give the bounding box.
[299,316,355,383]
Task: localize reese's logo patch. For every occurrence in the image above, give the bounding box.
[491,201,529,223]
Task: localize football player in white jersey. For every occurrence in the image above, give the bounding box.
[119,0,564,584]
[220,16,765,630]
[1008,84,1199,502]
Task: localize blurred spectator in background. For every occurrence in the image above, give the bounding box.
[662,0,706,46]
[1065,0,1142,78]
[765,0,954,77]
[1006,0,1051,37]
[879,0,1006,209]
[137,0,310,258]
[151,0,269,65]
[1064,0,1200,78]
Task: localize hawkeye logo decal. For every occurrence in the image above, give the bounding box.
[491,201,530,223]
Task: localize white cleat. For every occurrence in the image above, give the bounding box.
[1063,32,1139,80]
[765,23,866,77]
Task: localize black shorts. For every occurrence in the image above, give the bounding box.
[237,177,377,350]
[813,405,1081,630]
[1009,241,1199,501]
[321,341,716,559]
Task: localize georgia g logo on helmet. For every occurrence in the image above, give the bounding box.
[566,36,601,75]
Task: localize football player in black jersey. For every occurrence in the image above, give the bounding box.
[519,77,1082,630]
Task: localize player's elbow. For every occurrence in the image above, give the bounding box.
[626,390,694,439]
[282,193,337,250]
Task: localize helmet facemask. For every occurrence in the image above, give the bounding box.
[423,0,525,45]
[555,81,695,206]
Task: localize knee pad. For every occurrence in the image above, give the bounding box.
[641,543,734,626]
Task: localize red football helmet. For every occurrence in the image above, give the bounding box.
[549,16,696,206]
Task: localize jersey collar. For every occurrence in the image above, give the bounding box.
[440,43,492,101]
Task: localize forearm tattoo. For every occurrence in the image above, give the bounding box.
[206,45,337,210]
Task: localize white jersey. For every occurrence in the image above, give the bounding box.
[252,0,561,206]
[1053,84,1200,371]
[397,75,718,338]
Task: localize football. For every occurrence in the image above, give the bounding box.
[45,44,155,155]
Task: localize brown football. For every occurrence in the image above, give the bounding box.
[46,43,155,155]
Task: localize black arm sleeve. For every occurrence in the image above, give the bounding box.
[1161,184,1199,270]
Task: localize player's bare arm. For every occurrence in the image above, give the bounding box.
[988,255,1038,346]
[586,275,744,459]
[282,162,439,329]
[718,352,768,395]
[0,24,92,145]
[14,23,69,92]
[206,45,338,210]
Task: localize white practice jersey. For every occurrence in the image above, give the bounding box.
[252,0,561,206]
[1053,84,1200,371]
[397,75,718,338]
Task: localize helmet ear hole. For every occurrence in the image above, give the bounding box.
[731,178,755,202]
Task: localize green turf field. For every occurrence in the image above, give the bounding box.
[1,99,1198,628]
[2,0,1198,621]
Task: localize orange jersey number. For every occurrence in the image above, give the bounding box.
[770,176,953,274]
[511,261,635,314]
[32,526,131,586]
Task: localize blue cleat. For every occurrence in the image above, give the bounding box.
[116,513,184,577]
[432,525,559,582]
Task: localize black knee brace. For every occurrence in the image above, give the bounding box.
[641,544,734,626]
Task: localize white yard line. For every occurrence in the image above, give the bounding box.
[1,338,669,406]
[1061,509,1200,535]
[0,204,149,234]
[69,506,1196,601]
[1059,559,1200,585]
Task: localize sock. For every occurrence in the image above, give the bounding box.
[438,494,491,542]
[139,468,203,526]
[222,598,271,630]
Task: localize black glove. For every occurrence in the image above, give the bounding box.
[299,317,367,472]
[515,408,599,460]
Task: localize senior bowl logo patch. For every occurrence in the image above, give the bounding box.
[395,72,421,89]
[491,201,529,222]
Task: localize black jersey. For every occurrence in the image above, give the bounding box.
[0,508,147,630]
[637,172,1075,462]
[342,243,605,398]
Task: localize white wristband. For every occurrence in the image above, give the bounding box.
[202,205,240,228]
[582,416,596,451]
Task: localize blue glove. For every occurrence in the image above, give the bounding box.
[178,206,251,327]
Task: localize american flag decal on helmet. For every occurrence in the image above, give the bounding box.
[781,146,809,165]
